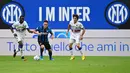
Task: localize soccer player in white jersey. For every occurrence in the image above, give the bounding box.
[10,15,33,61]
[66,14,86,60]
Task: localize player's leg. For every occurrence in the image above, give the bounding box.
[18,35,27,61]
[47,49,53,60]
[18,41,24,59]
[40,44,45,60]
[38,41,44,60]
[76,38,85,60]
[13,34,21,58]
[13,44,20,58]
[69,39,75,60]
[44,42,54,60]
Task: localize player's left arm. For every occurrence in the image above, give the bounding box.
[81,28,85,36]
[49,28,54,39]
[27,28,33,33]
[10,23,17,37]
[80,23,86,40]
[25,21,33,33]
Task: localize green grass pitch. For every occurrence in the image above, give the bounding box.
[0,56,130,73]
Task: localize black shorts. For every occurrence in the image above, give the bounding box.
[38,41,51,50]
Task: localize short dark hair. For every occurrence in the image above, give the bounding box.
[44,20,48,23]
[20,15,24,18]
[73,14,79,19]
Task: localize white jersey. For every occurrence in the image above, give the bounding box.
[69,20,84,35]
[12,21,29,42]
[69,20,84,44]
[12,21,29,32]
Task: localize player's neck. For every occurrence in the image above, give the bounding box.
[43,27,48,29]
[74,21,77,24]
[19,21,23,24]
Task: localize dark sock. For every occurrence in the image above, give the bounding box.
[21,56,24,59]
[49,51,52,59]
[14,49,16,52]
[69,48,73,50]
[79,47,82,50]
[40,48,43,57]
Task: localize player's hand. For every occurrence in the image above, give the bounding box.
[79,35,83,40]
[51,35,54,39]
[38,33,42,35]
[40,43,42,45]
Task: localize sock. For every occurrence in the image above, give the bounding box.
[69,48,73,56]
[21,56,24,59]
[40,48,43,58]
[48,51,52,60]
[78,47,83,55]
[20,48,24,57]
[15,45,21,53]
[19,44,24,57]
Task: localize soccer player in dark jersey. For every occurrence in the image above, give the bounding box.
[33,20,54,60]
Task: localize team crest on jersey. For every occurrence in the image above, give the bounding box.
[0,1,25,25]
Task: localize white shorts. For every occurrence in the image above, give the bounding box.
[69,33,80,44]
[15,31,25,43]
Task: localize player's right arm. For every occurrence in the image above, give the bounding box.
[10,23,16,33]
[10,23,17,37]
[66,21,71,35]
[10,26,14,33]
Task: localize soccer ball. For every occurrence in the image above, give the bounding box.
[33,55,40,60]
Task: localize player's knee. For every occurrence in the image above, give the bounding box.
[76,45,80,49]
[18,41,23,45]
[40,45,44,50]
[69,44,73,48]
[48,49,52,52]
[69,45,72,48]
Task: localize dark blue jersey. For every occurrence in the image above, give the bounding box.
[35,26,52,42]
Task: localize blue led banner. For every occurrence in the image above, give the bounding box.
[0,0,130,29]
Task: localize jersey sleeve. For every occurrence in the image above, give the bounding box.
[69,20,73,26]
[12,22,17,28]
[24,21,29,28]
[50,29,53,34]
[80,23,84,29]
[49,28,53,34]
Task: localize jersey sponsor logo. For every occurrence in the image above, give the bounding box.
[0,1,25,25]
[105,1,130,26]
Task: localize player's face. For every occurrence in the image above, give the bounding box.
[43,22,48,29]
[20,17,24,24]
[73,17,78,23]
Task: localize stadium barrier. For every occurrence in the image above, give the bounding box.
[0,29,130,56]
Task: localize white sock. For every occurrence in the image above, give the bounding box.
[20,48,24,57]
[70,50,74,56]
[79,50,83,56]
